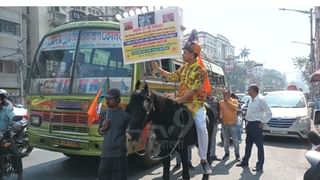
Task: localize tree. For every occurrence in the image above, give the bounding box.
[292,56,310,82]
[239,47,250,61]
[225,62,247,93]
[261,69,287,91]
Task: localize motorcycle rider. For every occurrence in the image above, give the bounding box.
[0,89,23,180]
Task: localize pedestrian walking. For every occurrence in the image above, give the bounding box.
[236,85,272,172]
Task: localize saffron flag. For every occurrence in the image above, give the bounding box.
[87,88,102,126]
[87,77,110,126]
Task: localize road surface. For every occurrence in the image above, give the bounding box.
[3,136,310,180]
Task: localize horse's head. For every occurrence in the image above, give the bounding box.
[126,80,155,141]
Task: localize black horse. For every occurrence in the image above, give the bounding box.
[126,80,216,180]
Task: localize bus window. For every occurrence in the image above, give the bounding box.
[175,64,181,71]
[30,30,79,94]
[143,59,173,79]
[72,29,132,94]
[161,59,172,72]
[37,50,74,78]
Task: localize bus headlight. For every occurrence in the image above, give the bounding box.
[30,116,41,126]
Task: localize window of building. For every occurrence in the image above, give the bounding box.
[81,7,86,11]
[88,8,92,13]
[54,7,60,12]
[0,61,16,73]
[0,19,20,36]
[76,7,80,10]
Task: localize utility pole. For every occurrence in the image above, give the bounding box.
[279,7,315,100]
[17,40,25,104]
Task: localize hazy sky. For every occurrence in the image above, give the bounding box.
[180,5,312,82]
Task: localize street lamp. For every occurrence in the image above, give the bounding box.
[279,8,314,72]
[280,7,315,99]
[291,41,311,46]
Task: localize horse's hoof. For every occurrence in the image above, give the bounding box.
[162,176,169,180]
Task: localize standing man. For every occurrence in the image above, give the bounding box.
[219,90,240,161]
[98,88,130,180]
[152,36,212,174]
[236,85,272,172]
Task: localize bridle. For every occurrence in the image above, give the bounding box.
[142,92,155,117]
[127,91,156,156]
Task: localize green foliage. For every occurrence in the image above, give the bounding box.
[261,69,287,91]
[292,56,310,82]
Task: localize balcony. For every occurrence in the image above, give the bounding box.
[48,11,67,27]
[69,10,86,21]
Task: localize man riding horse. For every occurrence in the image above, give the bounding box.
[151,29,212,174]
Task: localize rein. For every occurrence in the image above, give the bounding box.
[150,103,185,161]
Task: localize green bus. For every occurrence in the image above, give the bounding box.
[26,20,225,166]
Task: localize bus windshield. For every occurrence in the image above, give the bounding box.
[29,29,132,95]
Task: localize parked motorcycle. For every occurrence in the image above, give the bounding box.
[0,120,33,178]
[304,131,320,180]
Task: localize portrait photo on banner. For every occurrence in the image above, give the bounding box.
[138,12,155,27]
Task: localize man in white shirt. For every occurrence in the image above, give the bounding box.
[236,85,272,172]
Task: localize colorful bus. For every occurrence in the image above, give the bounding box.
[26,20,225,166]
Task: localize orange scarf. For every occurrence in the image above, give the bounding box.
[197,55,211,96]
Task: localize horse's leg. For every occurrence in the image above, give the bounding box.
[162,150,171,180]
[202,174,209,180]
[178,147,190,180]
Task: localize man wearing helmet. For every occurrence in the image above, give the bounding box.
[0,89,23,180]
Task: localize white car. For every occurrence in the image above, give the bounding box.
[263,91,311,139]
[13,105,28,121]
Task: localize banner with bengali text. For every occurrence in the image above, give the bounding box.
[120,7,182,64]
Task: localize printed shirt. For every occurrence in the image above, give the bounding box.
[0,105,14,132]
[219,98,238,125]
[245,96,272,123]
[167,62,206,114]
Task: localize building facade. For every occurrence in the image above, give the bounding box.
[184,31,235,67]
[27,6,117,65]
[0,7,27,102]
